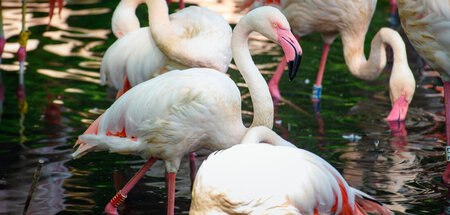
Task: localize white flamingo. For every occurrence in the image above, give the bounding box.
[101,0,233,99]
[242,0,415,121]
[190,126,393,215]
[397,0,450,182]
[73,6,302,215]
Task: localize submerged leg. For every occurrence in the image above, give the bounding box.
[105,157,158,215]
[443,82,450,184]
[312,43,331,101]
[166,172,176,215]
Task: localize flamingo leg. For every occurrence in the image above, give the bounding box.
[443,82,450,184]
[166,172,176,215]
[105,157,158,215]
[115,75,132,100]
[388,0,398,27]
[189,152,197,188]
[312,43,331,101]
[179,0,185,9]
[268,56,287,100]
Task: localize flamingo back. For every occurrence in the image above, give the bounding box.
[190,143,358,214]
[167,6,233,73]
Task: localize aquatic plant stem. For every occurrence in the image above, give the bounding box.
[23,159,45,215]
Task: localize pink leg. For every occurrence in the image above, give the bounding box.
[189,152,197,188]
[443,82,450,184]
[312,43,331,101]
[179,0,185,9]
[268,56,287,100]
[105,158,158,215]
[166,0,171,5]
[166,173,176,215]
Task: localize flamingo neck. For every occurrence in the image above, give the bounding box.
[242,126,295,147]
[145,0,175,49]
[342,27,409,80]
[232,18,274,129]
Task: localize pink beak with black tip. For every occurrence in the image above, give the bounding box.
[277,27,302,80]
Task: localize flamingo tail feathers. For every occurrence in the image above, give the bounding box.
[352,188,393,215]
[72,134,143,159]
[72,114,103,158]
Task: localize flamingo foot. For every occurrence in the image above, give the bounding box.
[311,85,322,101]
[104,190,127,215]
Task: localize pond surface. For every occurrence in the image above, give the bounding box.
[0,0,448,214]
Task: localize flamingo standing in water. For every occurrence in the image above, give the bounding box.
[243,0,415,121]
[101,0,232,99]
[397,0,450,183]
[73,6,302,215]
[190,126,393,215]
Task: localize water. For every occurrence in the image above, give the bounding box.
[0,0,447,214]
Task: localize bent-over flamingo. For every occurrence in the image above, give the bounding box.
[244,0,415,121]
[101,0,232,99]
[190,126,393,215]
[397,0,450,182]
[72,6,302,215]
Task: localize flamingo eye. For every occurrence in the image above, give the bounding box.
[273,23,278,28]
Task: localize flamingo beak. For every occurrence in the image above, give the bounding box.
[277,28,302,80]
[384,95,409,121]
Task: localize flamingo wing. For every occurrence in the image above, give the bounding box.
[168,6,233,73]
[74,69,242,159]
[100,27,168,90]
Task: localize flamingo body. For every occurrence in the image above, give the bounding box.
[102,2,232,95]
[76,69,245,172]
[190,126,393,215]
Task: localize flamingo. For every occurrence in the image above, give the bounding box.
[396,0,450,182]
[244,0,415,121]
[190,126,393,215]
[101,0,232,99]
[72,6,302,215]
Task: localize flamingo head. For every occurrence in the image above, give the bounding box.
[385,66,416,121]
[246,6,302,80]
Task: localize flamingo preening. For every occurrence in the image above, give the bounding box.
[73,6,301,215]
[190,126,393,215]
[101,0,232,99]
[397,0,450,183]
[244,0,415,121]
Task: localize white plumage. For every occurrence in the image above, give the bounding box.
[101,0,232,97]
[190,126,393,215]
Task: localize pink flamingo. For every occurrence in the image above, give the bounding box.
[243,0,416,121]
[101,0,232,99]
[397,0,450,183]
[73,6,301,215]
[190,126,393,215]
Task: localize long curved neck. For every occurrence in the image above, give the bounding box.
[145,0,176,50]
[232,19,274,129]
[120,0,146,9]
[341,27,408,81]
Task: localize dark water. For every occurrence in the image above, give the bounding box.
[0,0,447,214]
